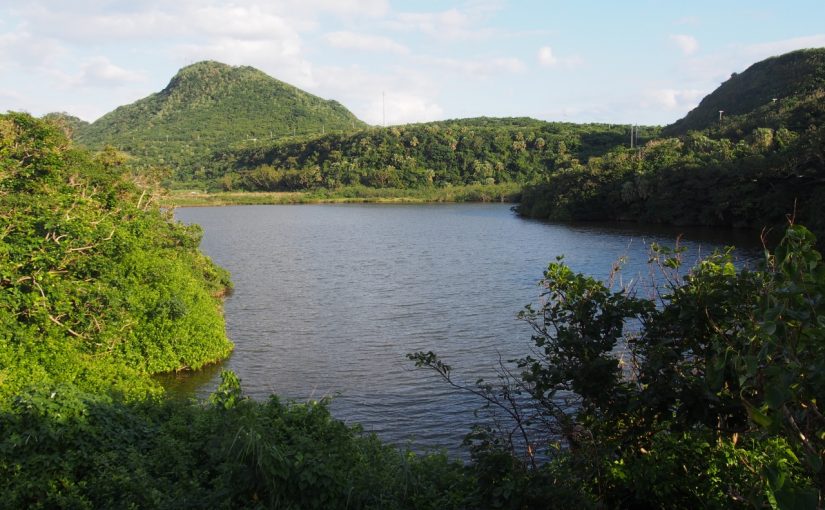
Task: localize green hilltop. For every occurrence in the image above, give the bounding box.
[74,61,366,179]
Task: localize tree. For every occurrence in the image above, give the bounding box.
[411,225,823,508]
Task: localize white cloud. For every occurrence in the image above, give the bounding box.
[0,87,24,104]
[428,56,526,76]
[282,0,389,18]
[13,6,182,41]
[670,34,699,56]
[176,37,315,88]
[740,34,825,60]
[76,57,146,87]
[309,64,442,125]
[192,5,302,40]
[536,46,583,69]
[389,7,499,40]
[12,1,391,41]
[537,46,557,67]
[0,30,66,68]
[325,31,409,54]
[642,88,705,111]
[681,34,825,88]
[366,92,443,125]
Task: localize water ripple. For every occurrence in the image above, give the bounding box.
[173,203,761,457]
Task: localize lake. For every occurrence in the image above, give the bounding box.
[168,203,761,456]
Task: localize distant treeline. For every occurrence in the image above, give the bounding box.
[202,118,658,191]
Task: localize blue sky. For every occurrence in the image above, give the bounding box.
[1,0,824,126]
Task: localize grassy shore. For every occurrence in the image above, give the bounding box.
[163,183,522,207]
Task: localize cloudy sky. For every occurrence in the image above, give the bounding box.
[1,0,824,126]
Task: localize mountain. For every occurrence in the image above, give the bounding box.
[664,48,825,136]
[75,61,366,179]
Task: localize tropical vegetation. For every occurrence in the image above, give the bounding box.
[517,48,825,247]
[206,118,657,193]
[72,61,365,181]
[3,47,825,508]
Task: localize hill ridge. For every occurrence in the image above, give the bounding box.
[664,47,825,135]
[74,60,366,179]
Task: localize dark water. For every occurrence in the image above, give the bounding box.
[168,204,760,455]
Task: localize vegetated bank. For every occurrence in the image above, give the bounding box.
[0,113,233,401]
[163,117,646,205]
[49,59,660,201]
[517,48,825,246]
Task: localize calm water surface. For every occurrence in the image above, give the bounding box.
[169,204,760,455]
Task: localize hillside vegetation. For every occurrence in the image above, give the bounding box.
[5,48,825,507]
[209,118,658,192]
[518,48,825,244]
[664,48,825,136]
[74,61,365,180]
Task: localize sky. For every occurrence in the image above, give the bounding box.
[1,0,824,126]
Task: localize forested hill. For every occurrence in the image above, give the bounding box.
[663,48,825,136]
[74,61,366,177]
[208,118,658,191]
[518,48,825,246]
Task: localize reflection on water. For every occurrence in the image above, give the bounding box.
[169,204,761,456]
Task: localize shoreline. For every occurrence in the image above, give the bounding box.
[161,183,522,207]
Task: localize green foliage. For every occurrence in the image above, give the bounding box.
[165,183,521,207]
[412,224,825,508]
[211,118,657,192]
[5,108,825,508]
[518,50,825,249]
[519,120,825,246]
[0,112,232,402]
[664,48,825,136]
[0,377,473,509]
[74,61,365,179]
[40,112,90,140]
[2,112,486,510]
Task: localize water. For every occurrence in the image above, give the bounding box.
[168,203,761,455]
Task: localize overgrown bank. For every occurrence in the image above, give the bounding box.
[0,113,232,402]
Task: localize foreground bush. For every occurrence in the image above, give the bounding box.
[413,224,824,509]
[0,372,473,509]
[0,112,232,402]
